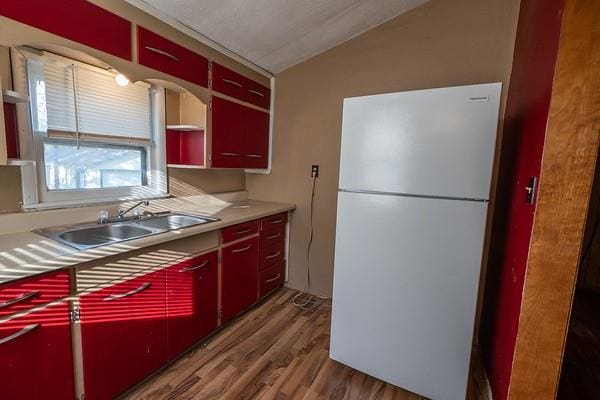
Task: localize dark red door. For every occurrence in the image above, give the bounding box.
[80,269,167,400]
[166,252,218,360]
[211,97,244,168]
[243,107,270,169]
[221,237,259,323]
[479,1,565,399]
[0,301,75,400]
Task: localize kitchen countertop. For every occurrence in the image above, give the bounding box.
[0,195,295,285]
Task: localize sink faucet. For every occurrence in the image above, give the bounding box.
[97,200,150,224]
[118,200,150,219]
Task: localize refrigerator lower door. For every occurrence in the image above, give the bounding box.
[331,191,488,400]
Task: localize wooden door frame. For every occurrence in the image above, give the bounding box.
[507,0,600,398]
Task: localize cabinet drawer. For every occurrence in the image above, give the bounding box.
[0,301,75,400]
[260,225,286,248]
[80,268,167,400]
[138,26,208,87]
[221,220,260,244]
[0,271,70,318]
[211,63,246,101]
[244,79,271,109]
[261,212,288,233]
[0,0,132,60]
[259,261,284,298]
[259,239,285,271]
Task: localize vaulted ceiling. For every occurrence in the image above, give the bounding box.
[127,0,429,75]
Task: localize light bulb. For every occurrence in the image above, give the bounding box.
[115,74,130,87]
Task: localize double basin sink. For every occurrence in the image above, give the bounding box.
[36,212,220,250]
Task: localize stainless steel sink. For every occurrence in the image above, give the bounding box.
[35,212,219,250]
[58,224,155,248]
[134,214,215,231]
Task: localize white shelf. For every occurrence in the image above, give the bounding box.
[166,125,204,132]
[7,159,36,166]
[167,164,205,169]
[2,89,29,104]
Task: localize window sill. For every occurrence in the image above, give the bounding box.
[21,194,171,211]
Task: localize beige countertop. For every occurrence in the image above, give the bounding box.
[0,195,295,285]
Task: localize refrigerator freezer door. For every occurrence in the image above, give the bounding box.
[330,191,488,400]
[339,83,501,200]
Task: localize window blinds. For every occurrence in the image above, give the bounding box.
[40,57,152,140]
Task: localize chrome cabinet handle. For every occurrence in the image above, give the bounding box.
[0,323,40,345]
[269,219,284,224]
[233,228,252,235]
[265,251,281,259]
[179,260,209,273]
[220,152,240,156]
[248,89,265,97]
[266,233,281,240]
[246,154,263,158]
[265,274,281,283]
[144,46,179,61]
[103,282,151,302]
[222,78,242,88]
[0,291,41,309]
[232,244,252,253]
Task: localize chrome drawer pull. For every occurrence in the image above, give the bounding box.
[232,244,252,253]
[144,46,179,61]
[222,78,242,88]
[180,260,209,273]
[0,291,41,309]
[266,233,281,240]
[269,219,284,224]
[248,89,265,97]
[265,274,281,283]
[265,251,281,259]
[103,282,152,302]
[246,154,263,158]
[220,152,240,156]
[0,323,40,345]
[233,228,252,235]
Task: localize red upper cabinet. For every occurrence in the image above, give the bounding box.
[211,62,271,109]
[166,252,218,360]
[80,269,167,400]
[244,107,270,169]
[0,0,131,59]
[211,96,270,169]
[138,27,209,87]
[211,96,245,168]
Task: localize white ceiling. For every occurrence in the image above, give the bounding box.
[128,0,429,75]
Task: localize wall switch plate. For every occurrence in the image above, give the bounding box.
[311,165,320,178]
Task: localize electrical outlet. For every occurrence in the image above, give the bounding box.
[311,165,320,178]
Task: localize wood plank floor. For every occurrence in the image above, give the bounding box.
[124,289,488,400]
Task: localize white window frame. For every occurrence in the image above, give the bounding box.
[12,47,168,209]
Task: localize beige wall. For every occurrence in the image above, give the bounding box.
[246,0,521,297]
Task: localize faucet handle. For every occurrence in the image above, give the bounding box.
[97,210,109,224]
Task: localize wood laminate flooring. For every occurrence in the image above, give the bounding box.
[124,289,488,400]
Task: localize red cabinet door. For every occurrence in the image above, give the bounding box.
[166,129,181,164]
[138,27,209,87]
[179,131,205,166]
[211,96,244,168]
[80,269,167,400]
[0,301,75,400]
[166,252,218,360]
[0,0,131,60]
[243,107,270,169]
[244,78,271,109]
[211,63,246,101]
[221,237,259,323]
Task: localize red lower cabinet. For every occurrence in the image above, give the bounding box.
[221,237,259,323]
[0,301,75,399]
[166,252,218,360]
[80,269,167,400]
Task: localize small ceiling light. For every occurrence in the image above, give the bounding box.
[115,73,130,87]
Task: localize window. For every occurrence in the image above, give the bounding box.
[13,48,167,208]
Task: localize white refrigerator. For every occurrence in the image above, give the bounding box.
[330,83,502,400]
